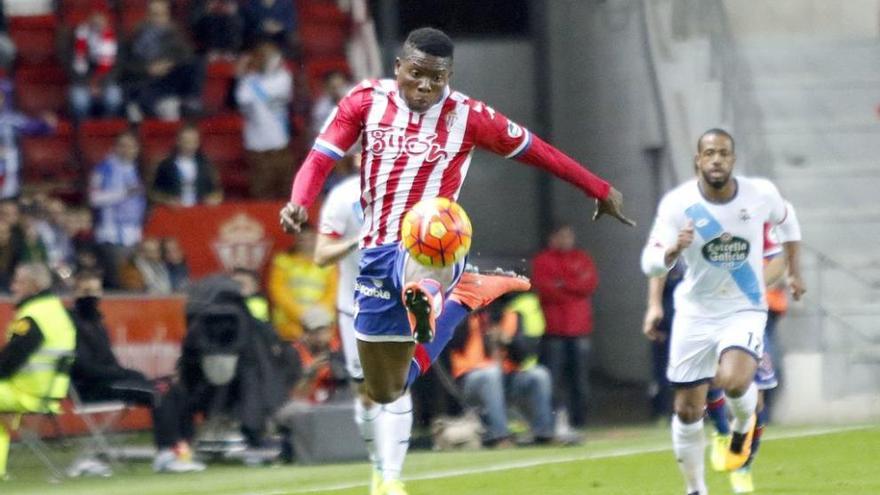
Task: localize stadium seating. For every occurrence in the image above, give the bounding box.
[139,119,183,166]
[299,23,348,59]
[203,60,237,115]
[59,0,113,27]
[8,15,58,65]
[198,114,248,198]
[14,66,69,115]
[118,0,149,37]
[20,121,80,199]
[304,57,351,97]
[77,118,130,168]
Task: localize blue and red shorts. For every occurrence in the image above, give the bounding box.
[353,244,465,342]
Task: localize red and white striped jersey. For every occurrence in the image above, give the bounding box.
[313,79,534,248]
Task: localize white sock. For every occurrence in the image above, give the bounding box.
[354,398,382,469]
[672,415,707,495]
[377,392,413,481]
[727,383,757,434]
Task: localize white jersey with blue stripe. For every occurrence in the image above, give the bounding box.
[642,176,788,318]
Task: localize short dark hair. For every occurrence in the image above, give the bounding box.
[697,128,735,152]
[404,27,454,59]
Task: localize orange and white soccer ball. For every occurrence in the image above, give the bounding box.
[401,197,472,268]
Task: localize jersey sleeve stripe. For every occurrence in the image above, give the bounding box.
[314,138,345,160]
[505,130,532,159]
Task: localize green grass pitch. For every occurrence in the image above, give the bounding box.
[3,424,878,494]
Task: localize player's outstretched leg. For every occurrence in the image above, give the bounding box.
[716,348,759,471]
[405,269,531,387]
[707,387,731,472]
[672,383,710,495]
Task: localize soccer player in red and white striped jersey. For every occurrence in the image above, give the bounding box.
[281,27,634,410]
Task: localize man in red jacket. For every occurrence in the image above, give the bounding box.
[531,224,598,429]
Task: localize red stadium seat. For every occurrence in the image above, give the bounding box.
[20,121,81,198]
[139,119,182,166]
[119,0,149,37]
[299,23,348,58]
[198,115,247,197]
[199,115,243,163]
[59,0,113,27]
[8,15,58,64]
[14,66,69,115]
[203,61,237,114]
[77,118,130,168]
[298,1,349,25]
[304,57,350,97]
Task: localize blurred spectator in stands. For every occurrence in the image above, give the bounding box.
[67,7,123,119]
[0,220,20,291]
[0,3,15,70]
[191,0,243,61]
[68,270,205,473]
[162,237,190,291]
[310,70,352,137]
[448,311,558,447]
[235,40,293,199]
[0,79,57,199]
[532,224,598,429]
[337,0,382,81]
[89,130,146,250]
[150,125,223,207]
[267,227,337,340]
[120,237,172,294]
[289,306,345,402]
[18,215,48,265]
[241,0,297,53]
[34,197,75,282]
[230,267,269,322]
[122,0,205,121]
[3,0,52,15]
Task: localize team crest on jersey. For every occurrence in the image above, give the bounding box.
[702,232,750,270]
[445,111,457,130]
[739,208,751,222]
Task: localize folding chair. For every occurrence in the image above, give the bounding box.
[66,381,152,472]
[0,353,76,481]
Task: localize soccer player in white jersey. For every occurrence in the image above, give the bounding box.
[641,128,805,495]
[315,167,414,495]
[281,27,635,407]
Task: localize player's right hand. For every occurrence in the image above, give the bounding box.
[280,202,308,234]
[675,220,695,251]
[593,187,637,226]
[642,304,666,342]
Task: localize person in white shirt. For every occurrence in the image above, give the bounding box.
[640,128,805,495]
[235,40,293,199]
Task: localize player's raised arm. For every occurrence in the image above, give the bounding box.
[640,196,687,276]
[469,104,635,226]
[281,84,369,233]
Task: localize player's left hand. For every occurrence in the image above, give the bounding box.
[280,202,308,233]
[593,187,636,227]
[788,273,806,301]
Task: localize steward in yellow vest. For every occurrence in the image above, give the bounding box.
[0,263,76,477]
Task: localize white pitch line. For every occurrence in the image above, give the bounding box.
[251,424,873,495]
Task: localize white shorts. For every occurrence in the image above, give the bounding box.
[338,310,363,380]
[667,311,766,386]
